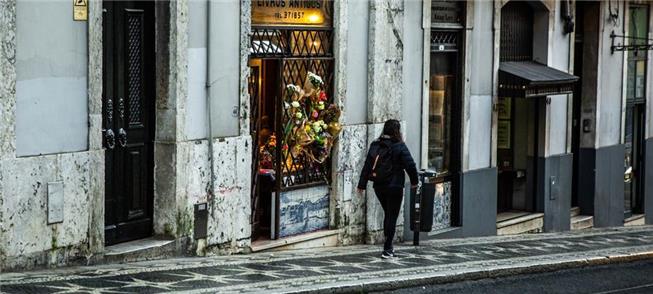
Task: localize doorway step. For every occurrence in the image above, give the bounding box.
[104,237,177,264]
[250,229,339,252]
[625,214,645,226]
[571,207,593,231]
[497,211,544,235]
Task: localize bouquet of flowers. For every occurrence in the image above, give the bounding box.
[282,72,341,166]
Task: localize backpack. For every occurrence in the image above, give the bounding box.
[368,140,394,184]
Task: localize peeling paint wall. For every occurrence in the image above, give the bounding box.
[0,151,103,269]
[331,124,368,245]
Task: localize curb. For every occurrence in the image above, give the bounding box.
[293,250,653,294]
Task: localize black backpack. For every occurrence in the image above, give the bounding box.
[369,140,394,184]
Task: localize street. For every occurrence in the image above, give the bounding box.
[3,227,653,293]
[381,260,653,294]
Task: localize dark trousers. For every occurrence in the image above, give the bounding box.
[374,187,404,251]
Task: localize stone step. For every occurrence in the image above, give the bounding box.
[570,207,581,217]
[625,214,645,226]
[251,229,339,252]
[571,215,593,231]
[497,212,544,235]
[104,237,178,264]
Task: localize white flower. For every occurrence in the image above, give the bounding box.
[286,84,301,93]
[307,72,324,87]
[284,102,290,109]
[291,101,300,108]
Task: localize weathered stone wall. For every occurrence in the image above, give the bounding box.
[331,124,369,245]
[0,151,103,270]
[0,0,104,271]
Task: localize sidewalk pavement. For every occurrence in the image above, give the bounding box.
[3,226,653,294]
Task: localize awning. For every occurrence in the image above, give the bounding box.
[499,61,579,98]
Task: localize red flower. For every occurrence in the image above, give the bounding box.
[319,91,327,101]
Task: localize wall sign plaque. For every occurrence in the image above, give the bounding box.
[252,0,332,27]
[431,1,463,24]
[73,0,88,21]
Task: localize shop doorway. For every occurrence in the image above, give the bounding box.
[497,97,540,213]
[103,0,156,245]
[624,4,649,218]
[248,18,335,242]
[249,58,281,241]
[495,1,577,233]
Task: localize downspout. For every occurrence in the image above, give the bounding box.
[206,0,216,201]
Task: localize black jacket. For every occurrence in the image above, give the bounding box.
[357,137,419,189]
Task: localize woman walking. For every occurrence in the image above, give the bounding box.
[357,119,418,258]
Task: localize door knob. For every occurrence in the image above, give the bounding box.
[118,128,127,147]
[104,129,116,149]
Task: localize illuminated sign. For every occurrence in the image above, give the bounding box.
[252,0,332,27]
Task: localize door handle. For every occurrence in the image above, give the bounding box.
[104,129,116,149]
[118,128,127,148]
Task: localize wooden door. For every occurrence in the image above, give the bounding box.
[103,0,155,245]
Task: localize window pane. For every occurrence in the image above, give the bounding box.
[636,60,646,98]
[428,52,455,174]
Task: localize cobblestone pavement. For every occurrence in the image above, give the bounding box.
[3,227,653,293]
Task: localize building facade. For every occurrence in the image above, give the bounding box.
[1,0,652,271]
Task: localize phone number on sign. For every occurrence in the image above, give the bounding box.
[274,11,305,19]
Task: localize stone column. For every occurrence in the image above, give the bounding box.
[0,0,16,160]
[365,0,405,244]
[0,0,16,267]
[153,0,190,238]
[87,0,105,256]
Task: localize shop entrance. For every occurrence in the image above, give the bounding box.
[249,1,336,242]
[249,58,280,241]
[495,1,578,233]
[497,97,540,213]
[103,0,156,245]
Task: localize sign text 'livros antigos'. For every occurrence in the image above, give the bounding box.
[252,0,332,27]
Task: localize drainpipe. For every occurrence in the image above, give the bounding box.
[206,0,216,201]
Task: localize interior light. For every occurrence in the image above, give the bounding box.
[308,13,321,23]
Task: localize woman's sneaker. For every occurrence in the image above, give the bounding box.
[381,250,393,259]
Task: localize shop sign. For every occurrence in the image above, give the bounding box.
[431,1,463,24]
[252,0,332,27]
[73,0,88,21]
[497,120,511,149]
[497,97,511,149]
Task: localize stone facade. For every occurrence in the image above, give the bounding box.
[3,0,650,272]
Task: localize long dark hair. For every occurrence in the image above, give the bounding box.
[382,119,402,142]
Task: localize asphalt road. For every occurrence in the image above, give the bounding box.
[378,260,653,294]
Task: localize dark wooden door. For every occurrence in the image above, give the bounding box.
[103,0,155,245]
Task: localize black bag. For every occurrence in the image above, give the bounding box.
[369,140,394,184]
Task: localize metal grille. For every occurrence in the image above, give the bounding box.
[126,11,144,125]
[500,1,533,62]
[430,31,459,51]
[251,28,333,58]
[279,58,334,188]
[248,66,261,224]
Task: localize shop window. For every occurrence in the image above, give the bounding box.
[428,30,461,177]
[427,0,465,227]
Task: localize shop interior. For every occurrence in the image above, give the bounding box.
[249,58,280,242]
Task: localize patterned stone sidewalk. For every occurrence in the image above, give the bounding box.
[3,226,653,293]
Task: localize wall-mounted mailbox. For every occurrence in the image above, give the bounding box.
[194,203,208,239]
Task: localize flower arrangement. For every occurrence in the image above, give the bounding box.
[282,72,341,166]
